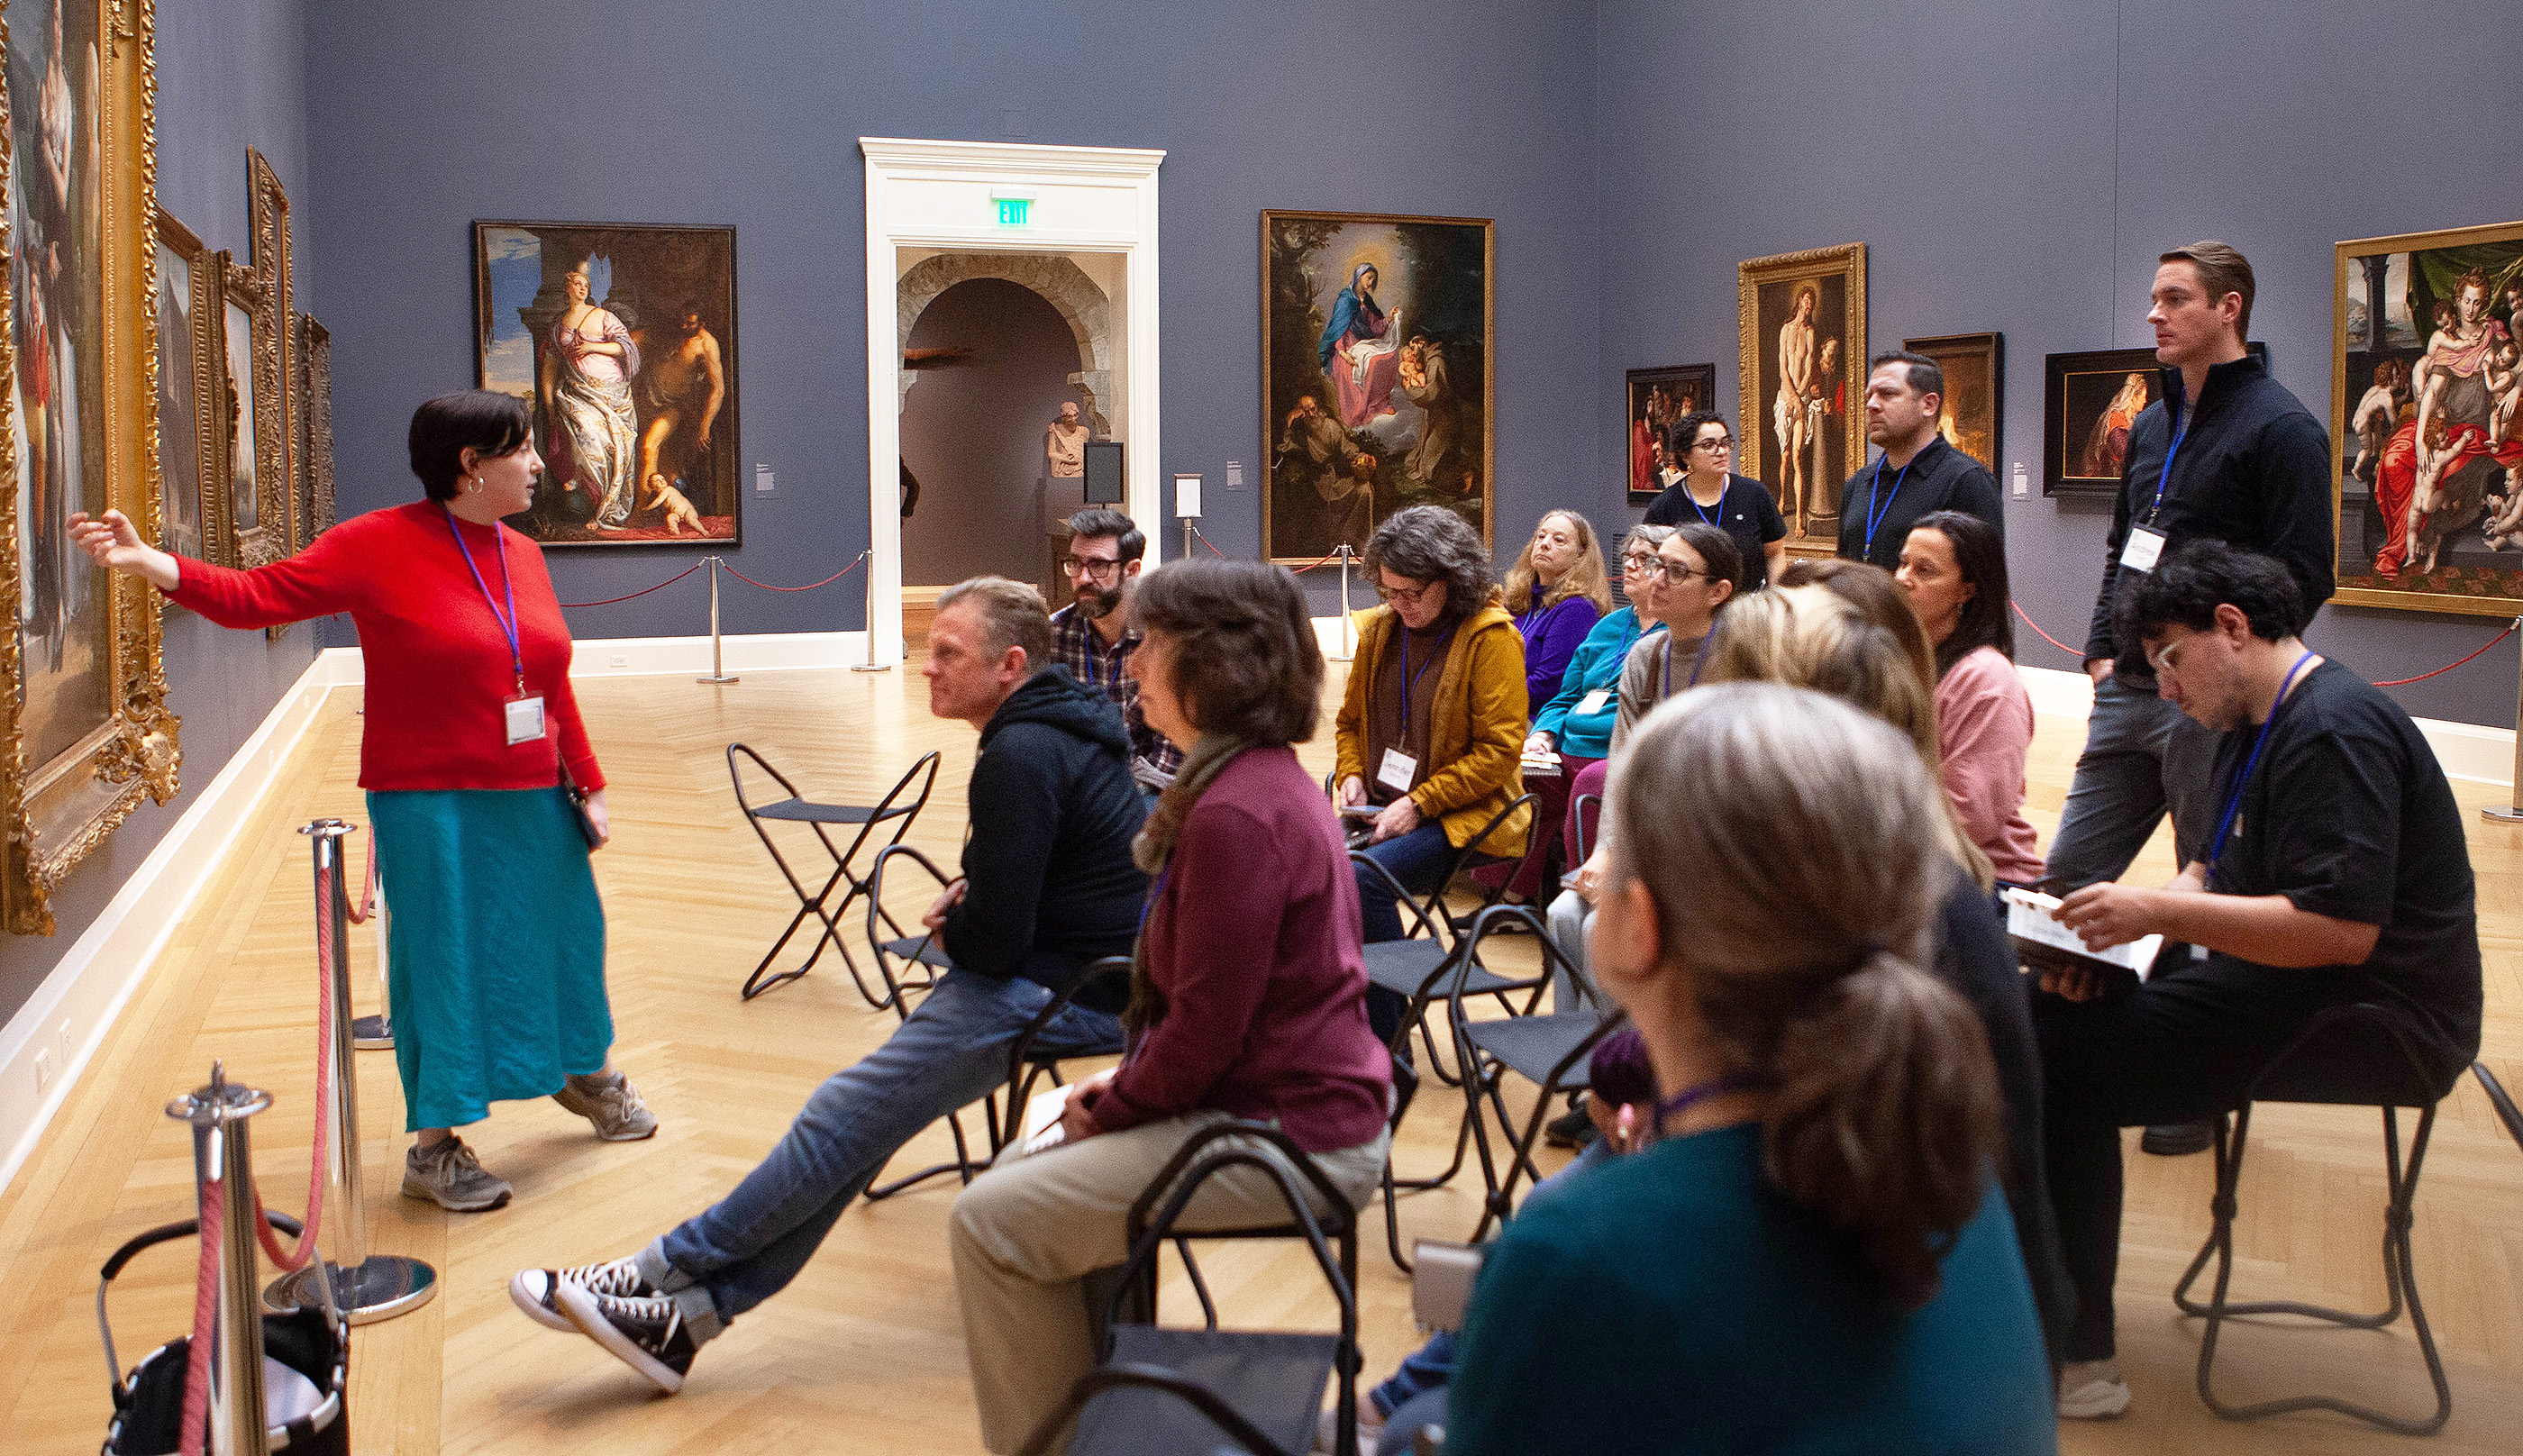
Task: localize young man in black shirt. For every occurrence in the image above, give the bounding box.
[1833,350,2004,569]
[2035,542,2482,1420]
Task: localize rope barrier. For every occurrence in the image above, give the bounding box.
[250,872,334,1276]
[1282,545,1349,574]
[178,1167,223,1456]
[2010,600,2085,659]
[2375,618,2521,687]
[558,559,706,609]
[1184,525,1231,560]
[345,840,378,926]
[719,550,869,593]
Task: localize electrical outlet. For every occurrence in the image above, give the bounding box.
[2010,461,2030,498]
[609,654,631,668]
[32,1047,52,1094]
[57,1020,72,1065]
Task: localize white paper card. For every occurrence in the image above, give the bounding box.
[2001,887,2164,979]
[1378,748,1419,793]
[505,696,547,746]
[1576,688,1612,714]
[1019,1080,1081,1154]
[2119,526,2167,573]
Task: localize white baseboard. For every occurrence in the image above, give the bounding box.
[0,653,342,1195]
[311,631,876,686]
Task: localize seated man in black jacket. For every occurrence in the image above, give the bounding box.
[511,576,1150,1395]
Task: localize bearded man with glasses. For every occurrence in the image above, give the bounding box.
[1049,507,1182,792]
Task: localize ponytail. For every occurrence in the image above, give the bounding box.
[1761,951,2002,1308]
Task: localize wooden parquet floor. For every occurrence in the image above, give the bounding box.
[3,660,2520,1454]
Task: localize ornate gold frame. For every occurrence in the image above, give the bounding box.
[217,257,287,568]
[296,312,332,537]
[153,205,221,562]
[0,0,180,933]
[1738,241,1868,554]
[246,146,296,548]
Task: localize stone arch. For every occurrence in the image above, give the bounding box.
[897,252,1115,432]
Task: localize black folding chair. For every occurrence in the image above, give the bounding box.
[2171,1002,2464,1435]
[1018,1122,1363,1456]
[1446,904,1624,1243]
[727,744,940,1004]
[2476,1060,2523,1151]
[860,842,965,1017]
[1353,794,1543,1088]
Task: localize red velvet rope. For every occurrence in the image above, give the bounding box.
[557,560,706,608]
[2012,600,2519,689]
[178,1167,223,1456]
[718,551,869,593]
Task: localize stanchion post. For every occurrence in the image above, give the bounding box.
[167,1062,275,1456]
[852,548,889,672]
[1330,545,1356,662]
[2484,620,2523,824]
[265,821,436,1325]
[697,556,740,686]
[351,849,389,1051]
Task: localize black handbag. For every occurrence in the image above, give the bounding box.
[559,763,604,850]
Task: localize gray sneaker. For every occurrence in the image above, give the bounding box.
[553,1070,658,1142]
[402,1135,513,1212]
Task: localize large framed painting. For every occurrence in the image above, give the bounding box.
[218,258,287,568]
[0,0,180,933]
[247,147,296,550]
[1903,332,2002,475]
[296,313,333,539]
[1625,364,1716,505]
[2331,219,2523,614]
[2044,341,2268,497]
[473,221,741,546]
[153,206,218,565]
[1262,210,1492,563]
[1740,243,1865,549]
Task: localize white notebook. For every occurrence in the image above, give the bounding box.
[2002,887,2164,979]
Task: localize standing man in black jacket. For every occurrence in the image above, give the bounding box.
[2044,241,2334,1163]
[511,576,1150,1396]
[1835,350,2006,569]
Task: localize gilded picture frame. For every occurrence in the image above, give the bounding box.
[1624,364,1717,505]
[1739,243,1866,552]
[152,204,219,565]
[216,256,287,569]
[246,145,296,550]
[2329,217,2523,615]
[0,0,181,934]
[1902,332,2003,475]
[1261,209,1494,563]
[297,312,332,538]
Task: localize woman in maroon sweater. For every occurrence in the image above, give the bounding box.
[949,557,1391,1454]
[69,391,652,1213]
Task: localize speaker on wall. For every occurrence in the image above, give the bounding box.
[1083,441,1125,504]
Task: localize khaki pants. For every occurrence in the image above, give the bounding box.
[950,1109,1389,1453]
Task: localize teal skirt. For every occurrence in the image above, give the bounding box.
[368,787,613,1132]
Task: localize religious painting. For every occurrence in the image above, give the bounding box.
[2044,341,2268,498]
[2330,219,2523,615]
[1902,332,2002,475]
[154,207,218,566]
[1625,364,1716,505]
[219,260,287,568]
[1739,244,1865,549]
[1262,210,1493,564]
[296,313,333,539]
[474,221,741,546]
[0,0,181,933]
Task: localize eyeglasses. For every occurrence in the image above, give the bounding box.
[1061,555,1125,582]
[1375,577,1444,607]
[1650,560,1712,584]
[1619,552,1658,572]
[1692,437,1735,453]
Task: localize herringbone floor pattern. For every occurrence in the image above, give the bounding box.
[1,660,2518,1453]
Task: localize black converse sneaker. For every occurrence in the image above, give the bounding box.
[557,1285,697,1394]
[509,1255,656,1332]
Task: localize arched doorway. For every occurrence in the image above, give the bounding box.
[899,278,1087,593]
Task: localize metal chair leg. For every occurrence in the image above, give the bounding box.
[863,1107,980,1202]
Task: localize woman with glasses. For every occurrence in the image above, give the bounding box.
[1610,523,1740,754]
[1642,410,1788,591]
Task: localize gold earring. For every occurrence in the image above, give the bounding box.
[468,477,483,493]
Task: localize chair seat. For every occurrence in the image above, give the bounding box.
[1362,940,1517,999]
[2246,1010,2463,1107]
[1067,1326,1335,1455]
[879,936,956,970]
[1462,1012,1601,1087]
[753,797,883,825]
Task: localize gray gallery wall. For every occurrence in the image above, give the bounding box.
[300,0,1601,636]
[1592,0,2523,727]
[0,0,317,1031]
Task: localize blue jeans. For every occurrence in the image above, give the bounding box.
[637,969,1121,1342]
[1353,821,1458,943]
[2043,672,2218,890]
[1370,1140,1613,1419]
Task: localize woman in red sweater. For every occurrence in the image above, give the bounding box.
[948,558,1392,1454]
[70,391,653,1212]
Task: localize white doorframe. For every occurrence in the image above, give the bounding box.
[861,137,1165,665]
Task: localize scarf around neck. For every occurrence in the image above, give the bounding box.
[1124,732,1257,1033]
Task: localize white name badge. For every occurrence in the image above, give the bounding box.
[1576,688,1612,715]
[506,695,548,746]
[1377,747,1420,794]
[2119,526,2168,573]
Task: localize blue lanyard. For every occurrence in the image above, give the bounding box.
[440,505,525,691]
[1654,1073,1752,1133]
[1685,478,1727,531]
[1137,862,1171,935]
[2146,393,2192,525]
[2204,651,2317,886]
[1398,624,1449,721]
[1659,632,1707,697]
[1863,455,1914,558]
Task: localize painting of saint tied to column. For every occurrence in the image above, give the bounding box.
[475,222,740,546]
[1739,243,1866,547]
[2331,219,2523,615]
[1262,212,1493,563]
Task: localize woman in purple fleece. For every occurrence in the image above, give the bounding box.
[1502,510,1611,710]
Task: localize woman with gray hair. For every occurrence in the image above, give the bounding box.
[1333,505,1532,979]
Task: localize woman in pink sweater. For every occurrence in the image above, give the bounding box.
[1896,510,2045,887]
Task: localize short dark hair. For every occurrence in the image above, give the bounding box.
[1364,505,1495,619]
[1665,408,1732,461]
[2159,240,2255,341]
[1670,521,1743,596]
[1869,350,1944,402]
[1063,507,1145,564]
[2113,541,2304,648]
[409,390,532,501]
[1130,559,1322,745]
[1908,510,2013,676]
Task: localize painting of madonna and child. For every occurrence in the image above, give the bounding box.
[1262,212,1492,564]
[2333,220,2523,614]
[474,222,740,546]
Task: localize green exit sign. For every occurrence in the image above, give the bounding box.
[996,198,1032,225]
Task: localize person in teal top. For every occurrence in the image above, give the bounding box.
[1528,524,1671,762]
[1444,684,2055,1456]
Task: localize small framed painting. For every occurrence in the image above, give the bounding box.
[2044,341,2266,496]
[1901,332,2002,475]
[1625,364,1717,505]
